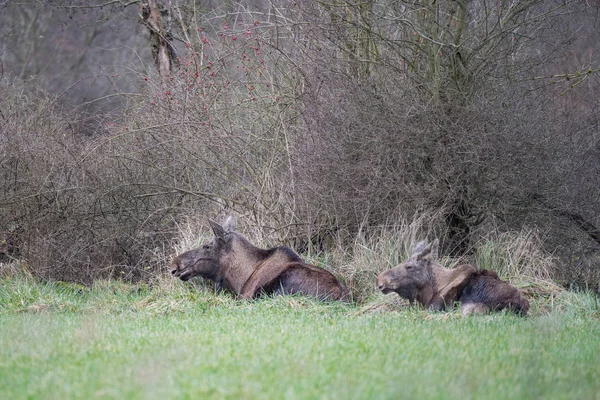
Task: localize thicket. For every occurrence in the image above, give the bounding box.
[0,0,598,288]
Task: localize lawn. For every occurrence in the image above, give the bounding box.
[0,277,599,400]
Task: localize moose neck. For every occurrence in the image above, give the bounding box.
[416,285,435,306]
[220,235,271,294]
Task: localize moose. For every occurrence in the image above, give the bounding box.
[376,239,530,315]
[170,216,349,301]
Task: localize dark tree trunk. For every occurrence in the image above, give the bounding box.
[140,0,173,78]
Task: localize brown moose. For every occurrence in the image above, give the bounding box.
[376,239,530,315]
[170,216,349,301]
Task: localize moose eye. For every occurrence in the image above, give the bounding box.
[405,265,413,270]
[202,244,211,250]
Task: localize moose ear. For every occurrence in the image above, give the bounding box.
[222,215,236,233]
[208,219,226,238]
[429,239,439,261]
[418,239,439,262]
[411,240,428,256]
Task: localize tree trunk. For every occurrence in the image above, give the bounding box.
[141,0,173,78]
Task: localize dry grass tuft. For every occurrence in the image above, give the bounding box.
[0,260,34,279]
[473,229,556,282]
[353,294,410,315]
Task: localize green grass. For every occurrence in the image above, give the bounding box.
[1,276,599,400]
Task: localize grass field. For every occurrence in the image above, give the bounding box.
[1,276,599,400]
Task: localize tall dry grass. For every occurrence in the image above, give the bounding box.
[158,212,564,306]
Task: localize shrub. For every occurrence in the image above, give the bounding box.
[1,2,598,289]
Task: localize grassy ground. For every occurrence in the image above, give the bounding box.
[1,276,599,400]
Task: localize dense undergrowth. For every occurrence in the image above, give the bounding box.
[2,1,599,288]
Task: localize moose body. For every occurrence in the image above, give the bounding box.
[376,240,529,315]
[171,217,349,301]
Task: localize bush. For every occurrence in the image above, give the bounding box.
[1,2,598,289]
[0,82,186,282]
[0,15,304,283]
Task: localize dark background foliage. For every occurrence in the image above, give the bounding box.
[0,0,598,286]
